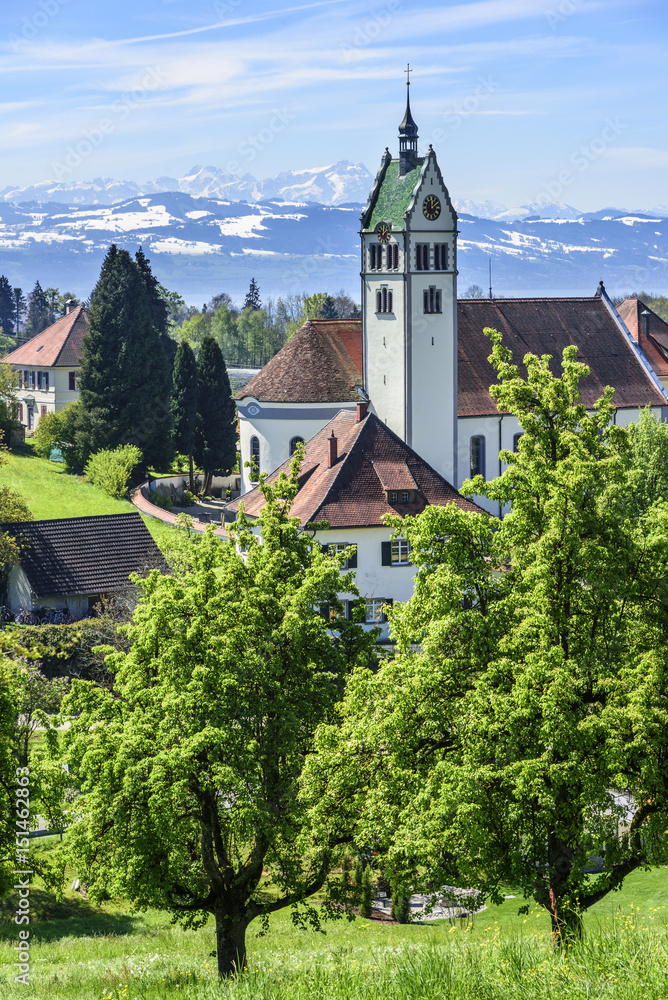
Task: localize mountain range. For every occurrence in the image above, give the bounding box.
[0,161,666,303]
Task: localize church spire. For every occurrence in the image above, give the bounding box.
[398,64,418,176]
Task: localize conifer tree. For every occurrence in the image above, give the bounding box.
[25,280,51,336]
[172,341,199,491]
[0,277,15,336]
[13,288,25,334]
[76,245,174,471]
[243,277,261,311]
[194,336,237,495]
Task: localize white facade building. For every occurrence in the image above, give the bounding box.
[4,306,87,432]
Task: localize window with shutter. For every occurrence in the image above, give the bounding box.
[381,540,392,566]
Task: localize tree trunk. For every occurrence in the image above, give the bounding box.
[203,471,213,496]
[549,903,582,948]
[214,903,250,978]
[188,453,195,493]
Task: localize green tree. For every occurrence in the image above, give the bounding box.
[0,276,15,337]
[25,280,51,337]
[302,292,328,321]
[13,288,25,335]
[193,337,237,495]
[210,302,239,363]
[243,276,261,311]
[306,330,668,946]
[63,461,375,977]
[176,311,211,351]
[172,341,199,490]
[0,658,18,896]
[76,245,173,471]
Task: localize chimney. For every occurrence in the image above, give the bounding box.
[327,430,337,469]
[356,401,367,421]
[65,299,75,315]
[641,309,650,339]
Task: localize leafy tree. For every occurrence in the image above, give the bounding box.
[33,401,85,472]
[0,364,19,439]
[172,341,199,491]
[13,288,25,334]
[193,337,237,495]
[0,276,15,337]
[243,276,261,311]
[25,280,52,337]
[76,245,174,472]
[0,658,18,895]
[306,331,668,946]
[210,302,238,362]
[14,659,69,768]
[85,444,143,499]
[176,310,211,350]
[62,461,375,977]
[302,292,328,321]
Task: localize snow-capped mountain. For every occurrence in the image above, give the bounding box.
[0,192,665,304]
[0,161,374,209]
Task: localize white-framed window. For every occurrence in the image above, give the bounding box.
[250,436,260,481]
[434,244,448,270]
[470,435,485,478]
[423,286,442,314]
[365,598,386,623]
[376,286,393,314]
[328,541,357,570]
[416,244,429,270]
[391,539,410,565]
[387,244,399,269]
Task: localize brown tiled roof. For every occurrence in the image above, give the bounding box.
[3,307,87,367]
[457,297,666,415]
[372,461,418,491]
[1,512,168,597]
[236,320,363,403]
[228,410,486,528]
[617,298,668,378]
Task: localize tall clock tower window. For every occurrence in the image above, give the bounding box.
[387,244,399,269]
[376,287,393,314]
[423,286,441,314]
[369,244,383,271]
[415,244,430,271]
[434,244,449,270]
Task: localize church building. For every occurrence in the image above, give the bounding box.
[236,79,668,522]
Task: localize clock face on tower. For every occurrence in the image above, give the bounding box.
[376,222,391,244]
[422,195,441,221]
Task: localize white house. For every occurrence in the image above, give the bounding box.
[235,84,668,520]
[228,405,484,641]
[3,305,87,433]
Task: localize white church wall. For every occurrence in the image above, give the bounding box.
[237,399,357,495]
[364,274,406,438]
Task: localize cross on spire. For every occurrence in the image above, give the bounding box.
[405,63,411,86]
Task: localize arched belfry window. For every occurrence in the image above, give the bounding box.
[289,436,304,456]
[376,287,393,314]
[250,436,260,482]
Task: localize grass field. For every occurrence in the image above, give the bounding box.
[1,858,667,1000]
[1,443,182,552]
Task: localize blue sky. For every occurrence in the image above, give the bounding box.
[1,0,666,210]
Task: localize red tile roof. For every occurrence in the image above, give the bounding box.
[228,410,486,528]
[4,307,88,368]
[237,319,363,403]
[617,298,668,378]
[457,297,666,414]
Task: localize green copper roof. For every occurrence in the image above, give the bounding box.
[368,158,425,231]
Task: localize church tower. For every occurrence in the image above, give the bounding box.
[360,71,459,485]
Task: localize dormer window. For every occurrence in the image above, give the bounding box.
[387,489,415,504]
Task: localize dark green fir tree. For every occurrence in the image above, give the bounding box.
[25,280,51,337]
[13,289,25,335]
[194,336,237,495]
[76,244,174,471]
[243,277,261,311]
[0,276,15,337]
[172,341,199,491]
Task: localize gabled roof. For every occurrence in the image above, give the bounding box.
[457,296,666,415]
[617,298,668,378]
[228,409,485,528]
[3,307,88,368]
[1,512,168,597]
[237,320,364,404]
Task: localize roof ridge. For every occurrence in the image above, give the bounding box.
[307,411,369,524]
